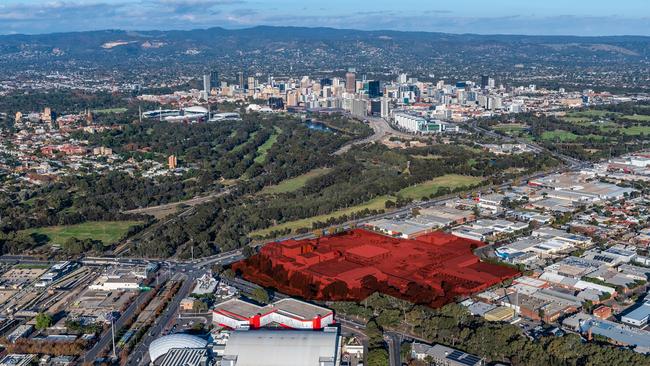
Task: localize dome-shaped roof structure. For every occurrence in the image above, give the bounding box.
[184,106,209,114]
[149,334,208,362]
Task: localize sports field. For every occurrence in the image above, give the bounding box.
[24,221,141,246]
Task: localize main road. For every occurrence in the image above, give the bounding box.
[127,272,197,366]
[334,116,412,155]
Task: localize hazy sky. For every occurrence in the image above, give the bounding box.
[1,0,649,36]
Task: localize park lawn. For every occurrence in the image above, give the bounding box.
[260,167,332,195]
[622,114,650,122]
[562,117,589,124]
[249,195,392,237]
[93,107,128,114]
[397,174,484,200]
[411,154,444,160]
[493,123,527,133]
[24,221,141,246]
[541,130,578,141]
[231,131,259,153]
[253,128,281,164]
[619,125,650,135]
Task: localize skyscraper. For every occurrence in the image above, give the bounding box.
[210,71,219,89]
[345,69,356,94]
[203,74,210,93]
[480,75,489,89]
[368,80,381,98]
[238,72,244,89]
[201,74,210,100]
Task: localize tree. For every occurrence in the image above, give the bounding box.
[35,313,53,330]
[250,287,270,304]
[367,348,389,366]
[193,300,209,313]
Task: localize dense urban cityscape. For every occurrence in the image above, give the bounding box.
[1,1,650,366]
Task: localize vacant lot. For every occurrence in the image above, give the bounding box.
[397,174,483,200]
[261,167,332,195]
[24,221,141,246]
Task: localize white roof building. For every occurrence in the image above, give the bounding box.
[149,334,208,363]
[221,328,340,366]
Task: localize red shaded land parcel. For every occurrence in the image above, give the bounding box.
[233,229,518,308]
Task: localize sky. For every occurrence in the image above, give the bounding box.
[0,0,649,36]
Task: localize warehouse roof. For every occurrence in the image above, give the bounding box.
[222,329,339,366]
[214,298,332,321]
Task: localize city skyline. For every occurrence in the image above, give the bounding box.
[1,0,649,36]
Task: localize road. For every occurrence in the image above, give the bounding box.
[127,273,196,366]
[470,122,586,169]
[385,331,403,366]
[334,116,412,155]
[84,289,149,362]
[122,189,231,218]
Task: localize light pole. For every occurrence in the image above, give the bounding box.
[111,312,117,359]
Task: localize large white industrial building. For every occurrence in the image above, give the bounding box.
[221,328,340,366]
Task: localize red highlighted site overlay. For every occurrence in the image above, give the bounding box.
[233,229,518,308]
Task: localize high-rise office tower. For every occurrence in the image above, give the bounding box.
[368,80,381,98]
[247,76,256,90]
[345,69,356,94]
[210,71,219,89]
[238,72,244,89]
[203,74,211,93]
[481,75,489,89]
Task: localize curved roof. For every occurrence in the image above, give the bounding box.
[184,106,208,114]
[149,334,208,362]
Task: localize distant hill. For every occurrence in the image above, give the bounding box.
[1,26,649,88]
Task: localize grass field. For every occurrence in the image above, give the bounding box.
[397,174,483,200]
[251,174,484,237]
[93,107,128,114]
[254,129,281,164]
[622,114,650,122]
[562,110,620,124]
[249,195,391,237]
[14,263,50,269]
[231,131,259,153]
[411,154,444,160]
[260,168,332,195]
[493,123,528,133]
[541,130,578,141]
[24,221,141,246]
[618,125,650,135]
